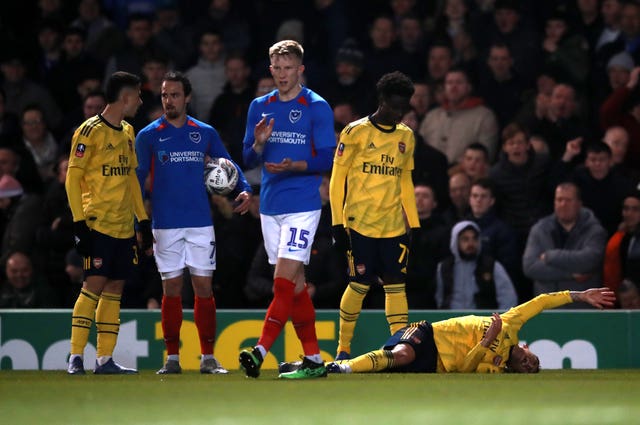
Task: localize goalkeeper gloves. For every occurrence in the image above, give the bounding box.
[138,219,153,251]
[73,220,92,257]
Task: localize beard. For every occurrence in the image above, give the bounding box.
[458,249,478,261]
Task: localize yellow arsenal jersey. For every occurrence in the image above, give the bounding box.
[67,115,141,238]
[430,291,572,373]
[330,116,416,238]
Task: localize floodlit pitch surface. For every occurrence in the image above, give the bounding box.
[2,369,639,424]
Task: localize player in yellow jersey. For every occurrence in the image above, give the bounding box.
[66,71,152,375]
[330,71,420,360]
[321,288,615,374]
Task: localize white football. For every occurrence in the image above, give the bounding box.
[204,157,239,195]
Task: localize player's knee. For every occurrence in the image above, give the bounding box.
[392,343,416,366]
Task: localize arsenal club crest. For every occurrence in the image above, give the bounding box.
[398,141,406,153]
[93,257,103,269]
[189,132,201,143]
[289,109,302,124]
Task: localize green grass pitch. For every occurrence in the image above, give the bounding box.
[2,369,639,424]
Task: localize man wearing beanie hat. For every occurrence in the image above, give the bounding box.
[0,175,42,265]
[320,39,375,117]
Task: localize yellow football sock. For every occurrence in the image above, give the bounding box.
[70,289,100,355]
[337,281,369,354]
[95,291,121,358]
[347,349,395,373]
[384,283,408,334]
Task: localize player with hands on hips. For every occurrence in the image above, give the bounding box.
[135,71,252,375]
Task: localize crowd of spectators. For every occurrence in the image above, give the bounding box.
[0,0,639,309]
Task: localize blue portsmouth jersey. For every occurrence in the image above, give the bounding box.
[136,115,250,229]
[243,87,335,215]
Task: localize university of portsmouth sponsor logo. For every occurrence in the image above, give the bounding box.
[289,109,302,124]
[337,143,345,157]
[189,132,201,143]
[158,151,170,164]
[398,141,406,153]
[75,143,86,158]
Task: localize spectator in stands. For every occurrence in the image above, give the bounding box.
[525,83,586,161]
[523,182,607,305]
[557,140,634,236]
[490,123,552,243]
[321,39,375,117]
[398,14,427,80]
[598,2,640,73]
[0,88,20,142]
[0,54,62,131]
[103,13,164,81]
[46,26,103,115]
[0,252,57,308]
[477,43,526,129]
[406,182,450,309]
[193,0,251,55]
[0,147,43,195]
[70,0,124,62]
[435,220,518,309]
[60,90,107,155]
[600,66,640,172]
[333,101,360,129]
[36,155,75,306]
[443,171,471,225]
[364,15,417,83]
[480,0,542,87]
[616,278,640,309]
[20,105,58,182]
[541,11,589,88]
[603,191,640,292]
[448,142,490,182]
[402,108,449,210]
[35,19,64,83]
[468,178,519,284]
[425,42,454,87]
[0,174,43,266]
[419,67,499,164]
[131,56,168,130]
[409,81,431,123]
[596,0,622,53]
[186,29,226,120]
[603,125,640,184]
[153,1,195,71]
[208,52,254,166]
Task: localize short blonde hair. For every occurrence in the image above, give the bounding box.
[269,40,304,61]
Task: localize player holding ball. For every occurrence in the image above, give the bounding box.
[135,71,251,375]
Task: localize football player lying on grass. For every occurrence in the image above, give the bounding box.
[280,288,615,374]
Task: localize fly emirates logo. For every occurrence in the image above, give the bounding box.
[362,154,402,176]
[102,154,131,176]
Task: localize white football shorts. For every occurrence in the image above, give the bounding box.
[153,226,216,276]
[260,210,321,265]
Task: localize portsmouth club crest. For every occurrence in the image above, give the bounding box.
[158,150,169,164]
[289,109,302,124]
[189,132,201,143]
